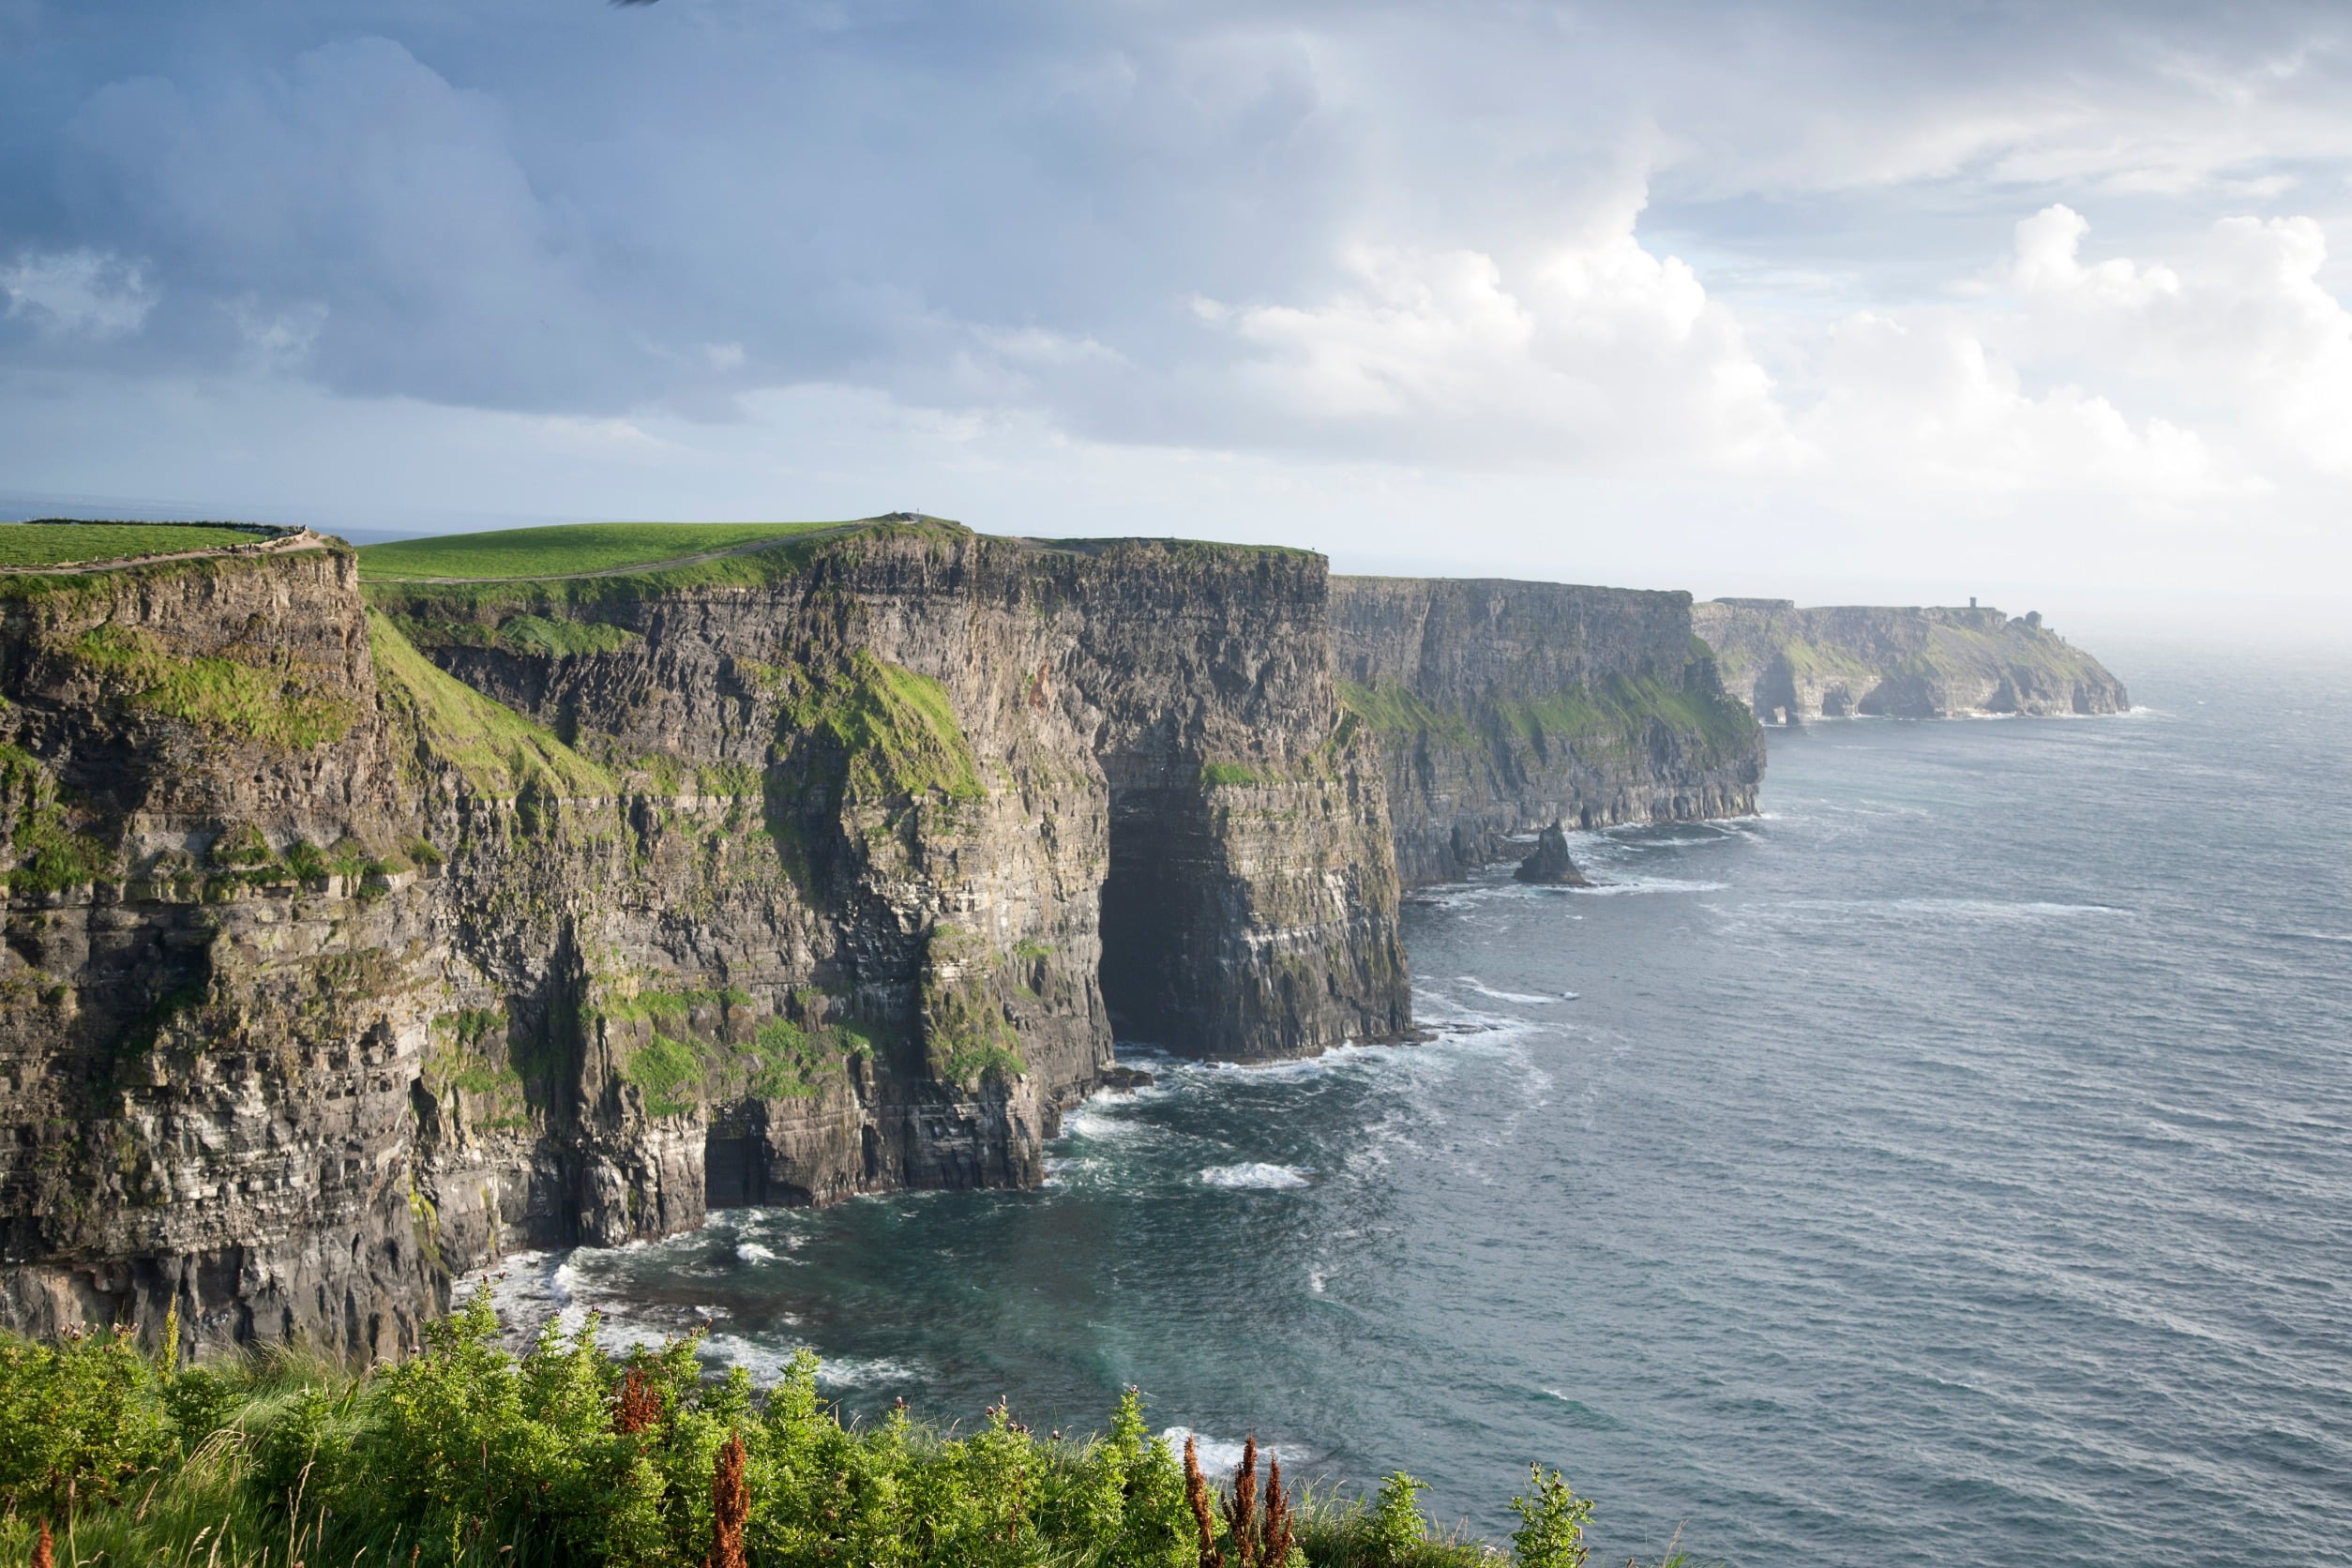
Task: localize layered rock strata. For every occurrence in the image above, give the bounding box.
[1329,577,1764,885]
[1691,599,2131,723]
[0,521,1408,1359]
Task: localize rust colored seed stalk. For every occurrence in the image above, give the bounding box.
[1184,1434,1224,1568]
[615,1365,664,1436]
[706,1431,748,1568]
[1223,1435,1259,1564]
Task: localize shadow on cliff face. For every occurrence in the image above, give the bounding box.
[1097,777,1210,1049]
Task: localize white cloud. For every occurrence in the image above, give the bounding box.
[2010,205,2179,306]
[1186,192,1795,469]
[1,248,154,339]
[2001,203,2352,475]
[1798,309,2236,502]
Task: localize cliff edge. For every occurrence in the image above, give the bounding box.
[0,519,1409,1361]
[1331,577,1764,885]
[1691,599,2130,723]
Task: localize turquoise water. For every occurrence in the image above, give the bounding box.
[506,637,2352,1565]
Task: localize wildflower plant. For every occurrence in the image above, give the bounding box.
[0,1290,1653,1568]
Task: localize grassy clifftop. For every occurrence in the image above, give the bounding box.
[359,517,972,626]
[0,521,279,567]
[357,521,854,581]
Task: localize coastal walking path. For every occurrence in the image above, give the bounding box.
[0,528,329,576]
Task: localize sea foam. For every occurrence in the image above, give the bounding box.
[1199,1162,1312,1189]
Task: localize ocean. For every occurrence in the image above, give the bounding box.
[479,633,2352,1566]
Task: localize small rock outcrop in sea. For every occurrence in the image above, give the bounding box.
[1513,822,1591,885]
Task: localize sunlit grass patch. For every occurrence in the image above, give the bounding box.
[356,521,848,580]
[0,522,269,568]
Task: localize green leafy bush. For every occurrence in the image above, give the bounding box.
[0,1298,1672,1568]
[1508,1466,1595,1568]
[0,1327,171,1515]
[1368,1471,1432,1562]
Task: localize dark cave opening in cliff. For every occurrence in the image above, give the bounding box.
[705,1131,767,1208]
[1097,783,1194,1048]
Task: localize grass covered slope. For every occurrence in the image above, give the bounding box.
[0,1299,1662,1568]
[357,521,856,581]
[1337,669,1760,774]
[368,611,613,797]
[0,522,273,567]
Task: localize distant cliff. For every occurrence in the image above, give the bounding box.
[1691,599,2130,723]
[0,520,1408,1360]
[1330,578,1764,885]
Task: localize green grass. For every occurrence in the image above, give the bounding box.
[743,1017,840,1099]
[357,522,850,581]
[767,650,987,805]
[1336,681,1479,746]
[1491,675,1757,760]
[70,625,358,748]
[598,985,866,1106]
[361,517,970,626]
[920,927,1029,1088]
[622,1033,704,1118]
[1341,673,1758,765]
[0,1301,1669,1568]
[1199,761,1276,789]
[0,744,113,895]
[367,611,614,798]
[0,522,268,567]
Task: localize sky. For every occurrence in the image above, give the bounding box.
[5,0,2352,615]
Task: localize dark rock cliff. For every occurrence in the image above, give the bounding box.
[1691,599,2131,723]
[0,522,1409,1360]
[1329,577,1764,885]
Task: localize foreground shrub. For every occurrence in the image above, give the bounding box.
[0,1326,171,1516]
[0,1293,1670,1568]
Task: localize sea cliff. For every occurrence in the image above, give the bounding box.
[0,520,1408,1358]
[1330,577,1764,885]
[1692,599,2130,722]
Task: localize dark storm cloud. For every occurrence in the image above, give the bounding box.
[4,0,2349,438]
[0,1,1366,419]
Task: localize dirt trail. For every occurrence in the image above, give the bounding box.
[0,529,327,576]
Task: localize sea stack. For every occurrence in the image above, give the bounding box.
[1514,822,1591,886]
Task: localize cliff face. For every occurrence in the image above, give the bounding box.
[1329,577,1764,885]
[0,547,445,1358]
[1691,599,2131,723]
[0,522,1407,1360]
